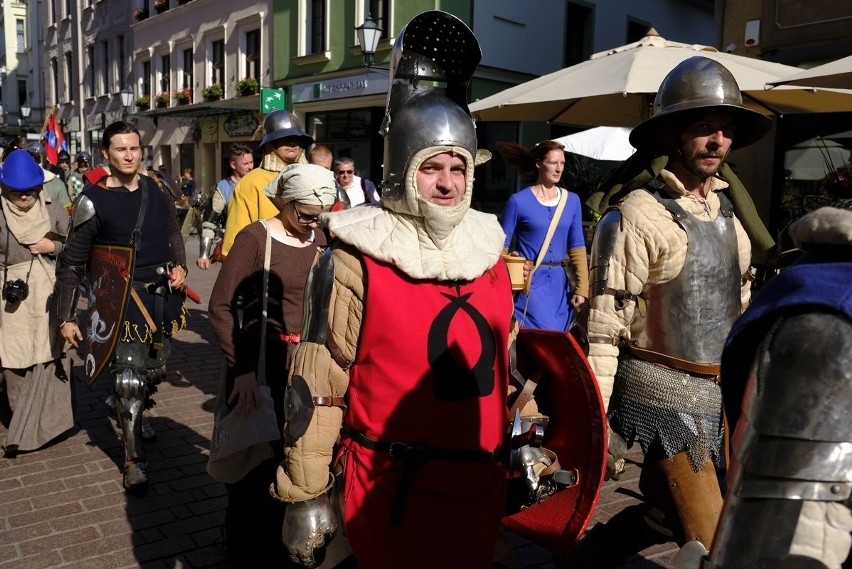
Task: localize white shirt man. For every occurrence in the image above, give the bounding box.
[334,158,379,207]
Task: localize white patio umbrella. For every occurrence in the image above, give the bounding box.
[767,54,852,90]
[470,30,852,127]
[552,126,634,161]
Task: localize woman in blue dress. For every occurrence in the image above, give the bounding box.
[498,140,588,331]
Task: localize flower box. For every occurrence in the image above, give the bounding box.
[235,77,259,95]
[174,88,192,105]
[155,92,170,108]
[133,8,149,21]
[154,0,169,13]
[135,96,151,111]
[202,83,224,101]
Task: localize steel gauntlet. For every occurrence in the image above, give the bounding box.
[281,473,338,568]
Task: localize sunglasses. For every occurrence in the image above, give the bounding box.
[293,205,321,224]
[11,190,41,198]
[336,169,353,175]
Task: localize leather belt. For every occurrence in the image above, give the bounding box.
[343,425,497,463]
[627,344,721,381]
[343,425,498,527]
[312,396,346,408]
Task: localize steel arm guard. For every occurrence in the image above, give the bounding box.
[707,312,852,569]
[198,236,216,260]
[589,208,622,300]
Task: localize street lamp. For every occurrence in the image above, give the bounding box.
[355,12,382,69]
[20,102,31,134]
[120,87,134,119]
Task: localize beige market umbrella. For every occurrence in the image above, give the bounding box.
[767,54,852,90]
[470,31,852,127]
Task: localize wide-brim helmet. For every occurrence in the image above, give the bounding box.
[259,110,313,150]
[629,56,772,152]
[75,151,92,163]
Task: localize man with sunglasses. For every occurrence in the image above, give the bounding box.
[333,157,378,207]
[219,111,312,260]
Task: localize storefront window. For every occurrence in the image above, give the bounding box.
[306,109,377,181]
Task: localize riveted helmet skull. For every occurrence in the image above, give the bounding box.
[259,110,313,150]
[379,11,490,208]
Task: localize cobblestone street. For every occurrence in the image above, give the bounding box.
[0,236,680,568]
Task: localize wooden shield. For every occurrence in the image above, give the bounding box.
[501,327,608,556]
[84,243,135,387]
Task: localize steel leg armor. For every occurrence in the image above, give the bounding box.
[108,339,170,491]
[706,312,852,569]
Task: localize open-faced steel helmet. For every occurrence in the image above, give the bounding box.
[259,110,313,150]
[629,56,772,151]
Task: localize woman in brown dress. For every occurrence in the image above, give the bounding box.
[207,163,337,566]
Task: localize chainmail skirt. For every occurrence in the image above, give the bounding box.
[608,352,724,471]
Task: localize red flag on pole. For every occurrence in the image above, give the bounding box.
[44,110,68,166]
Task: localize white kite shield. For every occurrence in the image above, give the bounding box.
[470,30,852,127]
[552,127,635,161]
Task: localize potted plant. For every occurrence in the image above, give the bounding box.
[135,95,151,111]
[235,77,259,96]
[155,92,170,108]
[202,83,224,101]
[174,87,192,105]
[154,0,169,13]
[133,7,149,21]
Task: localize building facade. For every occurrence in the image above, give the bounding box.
[1,0,46,144]
[130,0,273,191]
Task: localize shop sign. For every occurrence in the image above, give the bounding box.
[224,114,259,137]
[292,73,388,103]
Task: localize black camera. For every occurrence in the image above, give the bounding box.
[3,279,29,305]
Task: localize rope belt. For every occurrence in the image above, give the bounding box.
[627,343,721,381]
[344,425,497,526]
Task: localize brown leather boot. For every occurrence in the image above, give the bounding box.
[640,452,723,548]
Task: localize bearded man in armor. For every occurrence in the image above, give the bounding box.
[270,11,523,568]
[586,56,776,550]
[56,121,188,492]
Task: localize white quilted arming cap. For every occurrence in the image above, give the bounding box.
[322,146,504,281]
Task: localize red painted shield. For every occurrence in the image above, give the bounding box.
[501,327,607,556]
[83,244,135,387]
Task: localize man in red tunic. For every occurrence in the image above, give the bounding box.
[271,11,515,568]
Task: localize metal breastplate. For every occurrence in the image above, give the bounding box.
[640,190,740,364]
